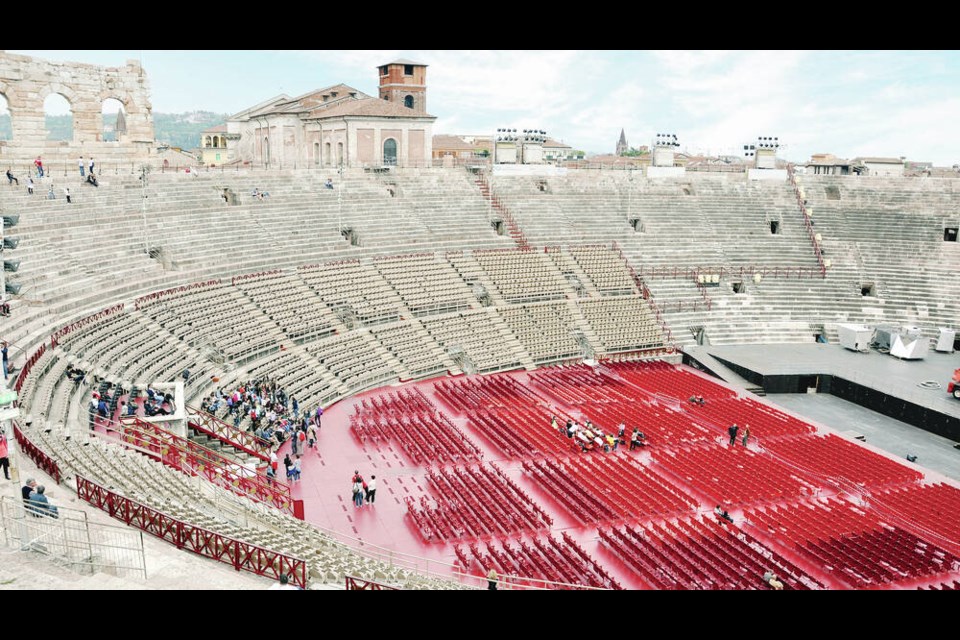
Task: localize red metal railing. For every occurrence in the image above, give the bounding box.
[787,165,827,278]
[134,279,221,311]
[76,475,308,587]
[475,173,531,250]
[118,417,302,518]
[14,342,46,394]
[345,575,399,590]
[187,406,272,462]
[50,304,124,348]
[13,423,61,484]
[231,269,283,286]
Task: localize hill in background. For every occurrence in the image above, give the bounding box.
[0,111,229,149]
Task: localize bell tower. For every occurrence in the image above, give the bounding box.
[378,59,427,114]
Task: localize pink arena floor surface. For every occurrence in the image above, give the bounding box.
[275,361,960,590]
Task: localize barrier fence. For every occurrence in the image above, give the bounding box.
[0,495,147,579]
[186,406,273,462]
[117,416,303,519]
[13,422,61,484]
[75,475,308,587]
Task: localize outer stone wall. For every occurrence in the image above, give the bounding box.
[0,51,154,163]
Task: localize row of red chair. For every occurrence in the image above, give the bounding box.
[528,365,642,405]
[404,464,552,542]
[653,444,821,506]
[603,360,738,402]
[691,396,816,440]
[747,498,958,588]
[457,534,623,590]
[351,387,483,465]
[585,400,714,446]
[600,515,820,590]
[872,482,960,545]
[765,434,923,489]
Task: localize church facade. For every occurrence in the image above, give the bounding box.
[228,60,435,169]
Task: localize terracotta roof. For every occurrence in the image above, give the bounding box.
[202,124,227,134]
[306,97,434,120]
[543,138,571,149]
[382,59,426,67]
[433,135,480,151]
[262,84,367,115]
[854,157,903,164]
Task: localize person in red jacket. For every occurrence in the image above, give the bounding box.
[0,432,9,480]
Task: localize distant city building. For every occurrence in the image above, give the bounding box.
[199,124,234,166]
[432,135,490,163]
[616,129,628,156]
[543,138,583,162]
[229,60,435,168]
[851,156,905,178]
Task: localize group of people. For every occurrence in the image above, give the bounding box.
[201,377,325,451]
[250,188,271,200]
[350,470,377,508]
[688,395,706,406]
[727,423,750,447]
[6,156,98,200]
[552,416,647,453]
[20,478,59,518]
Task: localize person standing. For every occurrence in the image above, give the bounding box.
[34,157,43,178]
[630,428,639,451]
[487,568,499,590]
[352,478,364,508]
[79,156,85,177]
[27,177,34,194]
[89,157,95,175]
[307,422,317,449]
[741,424,751,447]
[0,432,10,480]
[5,168,18,186]
[64,187,71,204]
[1,341,8,381]
[728,423,739,446]
[88,393,99,430]
[283,453,293,482]
[365,475,377,504]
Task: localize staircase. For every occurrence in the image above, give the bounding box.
[474,174,530,249]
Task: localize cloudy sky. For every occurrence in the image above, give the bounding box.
[6,50,959,165]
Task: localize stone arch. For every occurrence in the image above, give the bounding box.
[383,137,398,165]
[204,136,212,148]
[43,92,74,142]
[0,92,10,141]
[101,97,126,142]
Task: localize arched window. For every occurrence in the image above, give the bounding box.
[337,142,344,166]
[263,137,270,165]
[404,95,414,109]
[204,136,212,148]
[213,136,221,148]
[102,98,125,142]
[325,142,332,166]
[314,142,320,166]
[44,93,73,142]
[383,138,398,165]
[0,93,11,141]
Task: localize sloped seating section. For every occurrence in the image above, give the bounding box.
[569,245,638,295]
[528,364,643,405]
[303,332,394,393]
[405,463,552,542]
[748,498,958,588]
[457,532,622,590]
[765,434,923,489]
[299,260,403,327]
[600,515,823,590]
[233,270,336,343]
[523,453,697,525]
[603,360,738,402]
[351,387,482,466]
[375,253,476,317]
[653,444,822,505]
[474,248,570,303]
[369,321,449,380]
[577,296,664,352]
[498,302,582,364]
[420,309,525,373]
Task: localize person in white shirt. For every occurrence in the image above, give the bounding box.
[79,156,85,177]
[365,475,377,504]
[64,187,71,204]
